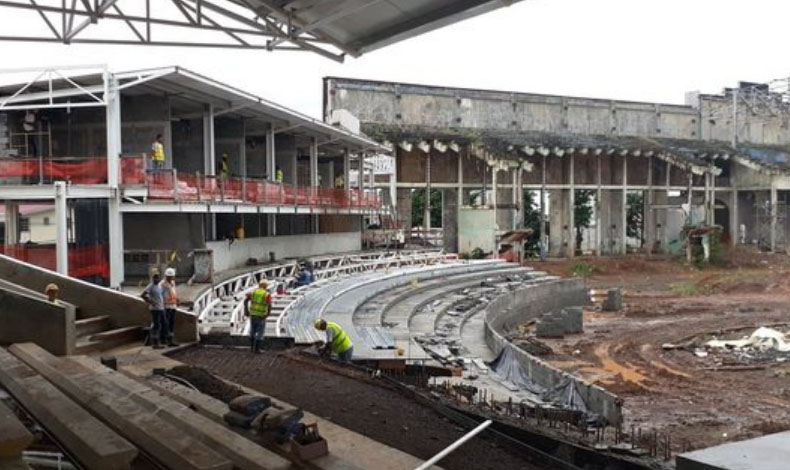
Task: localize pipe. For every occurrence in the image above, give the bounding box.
[413,419,492,470]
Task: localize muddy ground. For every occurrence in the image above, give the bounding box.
[534,248,790,451]
[172,347,550,470]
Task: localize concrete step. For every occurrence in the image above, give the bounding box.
[74,326,145,354]
[72,357,291,470]
[0,397,33,459]
[75,315,111,338]
[9,343,233,470]
[0,347,137,469]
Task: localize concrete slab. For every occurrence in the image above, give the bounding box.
[69,356,291,470]
[0,400,32,458]
[0,348,137,469]
[8,343,233,470]
[119,353,441,470]
[677,431,790,470]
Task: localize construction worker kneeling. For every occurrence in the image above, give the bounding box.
[313,319,353,362]
[245,280,271,353]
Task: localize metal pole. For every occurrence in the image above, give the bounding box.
[413,420,492,470]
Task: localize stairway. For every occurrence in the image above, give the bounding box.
[74,315,145,354]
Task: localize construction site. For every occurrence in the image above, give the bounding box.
[0,2,789,470]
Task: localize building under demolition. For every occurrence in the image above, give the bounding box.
[324,77,790,257]
[0,66,389,287]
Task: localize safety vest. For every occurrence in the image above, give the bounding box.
[221,160,229,178]
[275,169,284,183]
[249,288,270,317]
[326,321,352,354]
[152,142,165,161]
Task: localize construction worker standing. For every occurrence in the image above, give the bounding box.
[160,268,179,347]
[244,280,271,353]
[275,166,284,183]
[219,153,230,181]
[141,270,165,349]
[313,319,353,362]
[151,134,166,172]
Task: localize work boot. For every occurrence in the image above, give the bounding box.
[251,341,256,353]
[168,337,179,347]
[152,338,164,350]
[254,340,261,354]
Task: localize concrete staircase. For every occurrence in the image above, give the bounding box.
[74,315,145,354]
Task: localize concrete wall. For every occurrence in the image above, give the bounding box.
[207,232,362,272]
[123,213,205,251]
[0,253,198,343]
[481,278,623,425]
[0,279,75,355]
[458,208,496,255]
[326,78,698,140]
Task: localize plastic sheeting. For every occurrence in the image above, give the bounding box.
[488,344,545,395]
[706,327,790,352]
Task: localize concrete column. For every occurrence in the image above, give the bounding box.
[54,182,68,276]
[567,154,575,258]
[4,201,19,245]
[443,189,458,252]
[548,189,569,257]
[730,188,739,247]
[771,185,777,252]
[511,167,519,230]
[106,75,124,287]
[621,155,628,255]
[704,173,711,225]
[595,154,602,256]
[343,148,351,190]
[266,125,276,236]
[539,154,547,254]
[644,155,655,254]
[397,188,412,242]
[491,165,498,211]
[309,138,318,187]
[266,125,276,181]
[203,105,215,176]
[240,120,247,201]
[424,152,431,232]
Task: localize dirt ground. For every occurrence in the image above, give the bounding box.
[534,248,790,451]
[172,347,550,470]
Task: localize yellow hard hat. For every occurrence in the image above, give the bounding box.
[45,283,59,292]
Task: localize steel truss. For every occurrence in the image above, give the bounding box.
[194,249,457,337]
[0,0,346,62]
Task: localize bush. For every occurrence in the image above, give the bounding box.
[570,261,596,277]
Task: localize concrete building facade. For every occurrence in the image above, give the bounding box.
[0,66,389,287]
[324,77,790,257]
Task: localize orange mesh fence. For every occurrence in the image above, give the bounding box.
[0,244,108,279]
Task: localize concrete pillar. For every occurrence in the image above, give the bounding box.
[266,125,276,236]
[539,154,547,255]
[730,185,739,248]
[164,96,173,168]
[511,167,519,230]
[203,105,215,176]
[54,182,68,276]
[309,138,318,187]
[567,154,575,258]
[549,189,570,257]
[240,120,247,201]
[771,185,777,252]
[644,155,655,254]
[424,152,431,232]
[595,154,602,256]
[343,148,351,190]
[397,188,412,242]
[621,156,628,255]
[443,189,458,252]
[4,201,19,245]
[106,75,124,287]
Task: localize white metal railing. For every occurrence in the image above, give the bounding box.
[194,249,454,335]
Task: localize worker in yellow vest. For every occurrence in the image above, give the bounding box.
[219,153,230,180]
[275,166,284,183]
[151,134,165,172]
[313,318,353,362]
[244,280,271,353]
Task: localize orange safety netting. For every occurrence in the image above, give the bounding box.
[0,244,109,279]
[0,158,108,184]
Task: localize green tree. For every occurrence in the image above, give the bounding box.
[522,190,541,257]
[412,189,442,228]
[575,190,595,253]
[626,192,644,247]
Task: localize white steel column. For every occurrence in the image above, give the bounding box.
[4,201,19,245]
[106,74,125,288]
[240,119,247,201]
[309,138,319,233]
[266,124,276,237]
[54,181,68,276]
[343,148,351,190]
[203,104,216,176]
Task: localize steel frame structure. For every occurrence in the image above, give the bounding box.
[0,0,347,61]
[193,249,457,336]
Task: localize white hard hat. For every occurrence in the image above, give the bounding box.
[165,268,176,277]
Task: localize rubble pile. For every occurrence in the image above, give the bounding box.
[691,326,790,365]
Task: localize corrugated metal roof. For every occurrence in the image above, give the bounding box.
[246,0,526,56]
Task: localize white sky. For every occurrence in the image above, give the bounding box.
[2,0,790,118]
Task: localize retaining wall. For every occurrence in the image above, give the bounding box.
[0,254,197,344]
[483,278,623,425]
[0,280,75,355]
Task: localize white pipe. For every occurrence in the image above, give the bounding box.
[413,420,492,470]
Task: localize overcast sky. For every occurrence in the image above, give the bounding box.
[2,0,789,118]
